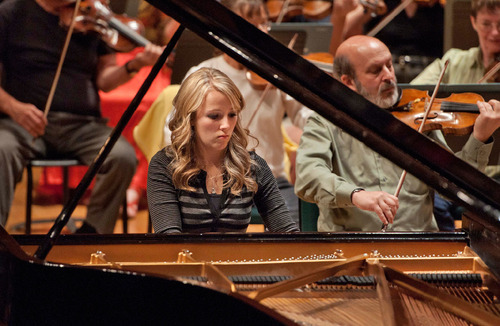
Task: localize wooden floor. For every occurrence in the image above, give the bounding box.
[4,168,151,235]
[4,168,264,235]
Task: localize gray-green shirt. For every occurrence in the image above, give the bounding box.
[295,113,492,232]
[411,47,484,84]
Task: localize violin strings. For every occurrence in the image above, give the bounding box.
[440,102,478,113]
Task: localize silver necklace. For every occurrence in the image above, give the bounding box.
[208,173,223,194]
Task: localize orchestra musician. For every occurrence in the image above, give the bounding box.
[147,67,299,234]
[412,0,500,84]
[329,0,444,83]
[412,0,500,230]
[162,0,313,225]
[0,0,163,233]
[294,35,500,232]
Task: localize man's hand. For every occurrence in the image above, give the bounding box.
[351,190,399,225]
[473,100,500,143]
[10,102,47,138]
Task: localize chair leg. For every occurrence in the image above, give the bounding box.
[62,166,70,205]
[122,197,128,234]
[148,211,152,233]
[26,163,33,235]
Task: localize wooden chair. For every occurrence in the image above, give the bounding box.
[23,157,128,234]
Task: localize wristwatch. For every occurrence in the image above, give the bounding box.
[350,188,365,202]
[124,60,139,77]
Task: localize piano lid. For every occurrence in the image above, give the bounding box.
[146,0,500,224]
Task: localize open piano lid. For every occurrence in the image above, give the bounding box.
[3,1,500,324]
[146,0,500,221]
[144,0,500,271]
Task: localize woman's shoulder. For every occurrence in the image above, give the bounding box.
[444,47,479,61]
[151,147,175,164]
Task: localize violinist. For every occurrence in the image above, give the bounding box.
[295,36,500,232]
[412,0,500,84]
[162,0,313,225]
[411,0,500,230]
[0,0,163,233]
[329,0,444,83]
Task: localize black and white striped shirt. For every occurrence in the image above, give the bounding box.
[147,149,299,233]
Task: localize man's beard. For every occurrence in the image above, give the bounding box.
[355,79,399,109]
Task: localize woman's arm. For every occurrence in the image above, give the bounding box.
[253,153,299,232]
[147,149,183,233]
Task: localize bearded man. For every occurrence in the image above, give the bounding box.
[294,35,500,232]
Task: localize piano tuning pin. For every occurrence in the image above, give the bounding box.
[334,249,345,258]
[370,250,381,258]
[89,251,107,264]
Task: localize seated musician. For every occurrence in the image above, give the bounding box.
[412,0,500,84]
[329,0,444,83]
[411,0,500,230]
[294,35,500,232]
[0,0,163,233]
[163,0,313,225]
[147,68,299,234]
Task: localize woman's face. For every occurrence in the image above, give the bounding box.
[194,90,238,153]
[471,7,500,59]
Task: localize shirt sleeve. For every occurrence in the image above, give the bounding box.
[281,92,314,130]
[147,149,183,233]
[252,153,299,232]
[294,114,360,208]
[410,48,464,85]
[456,134,494,172]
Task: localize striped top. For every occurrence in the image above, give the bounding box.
[147,149,299,234]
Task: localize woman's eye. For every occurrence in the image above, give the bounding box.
[208,114,220,120]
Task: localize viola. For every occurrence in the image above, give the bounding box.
[390,89,481,136]
[59,0,150,52]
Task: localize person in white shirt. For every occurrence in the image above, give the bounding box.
[163,0,313,224]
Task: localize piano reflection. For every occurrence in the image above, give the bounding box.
[2,0,500,325]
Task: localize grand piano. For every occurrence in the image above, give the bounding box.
[2,0,500,325]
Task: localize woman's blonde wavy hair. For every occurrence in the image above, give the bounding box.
[167,67,258,195]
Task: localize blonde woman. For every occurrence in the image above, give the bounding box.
[147,68,298,233]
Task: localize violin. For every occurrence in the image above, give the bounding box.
[59,0,150,52]
[246,51,333,89]
[267,0,304,22]
[303,0,333,20]
[246,70,272,90]
[360,0,387,17]
[481,54,500,83]
[413,0,446,7]
[391,89,481,136]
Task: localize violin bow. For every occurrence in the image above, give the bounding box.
[367,0,414,37]
[43,0,81,120]
[478,61,500,83]
[244,33,298,129]
[382,59,450,231]
[277,0,291,24]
